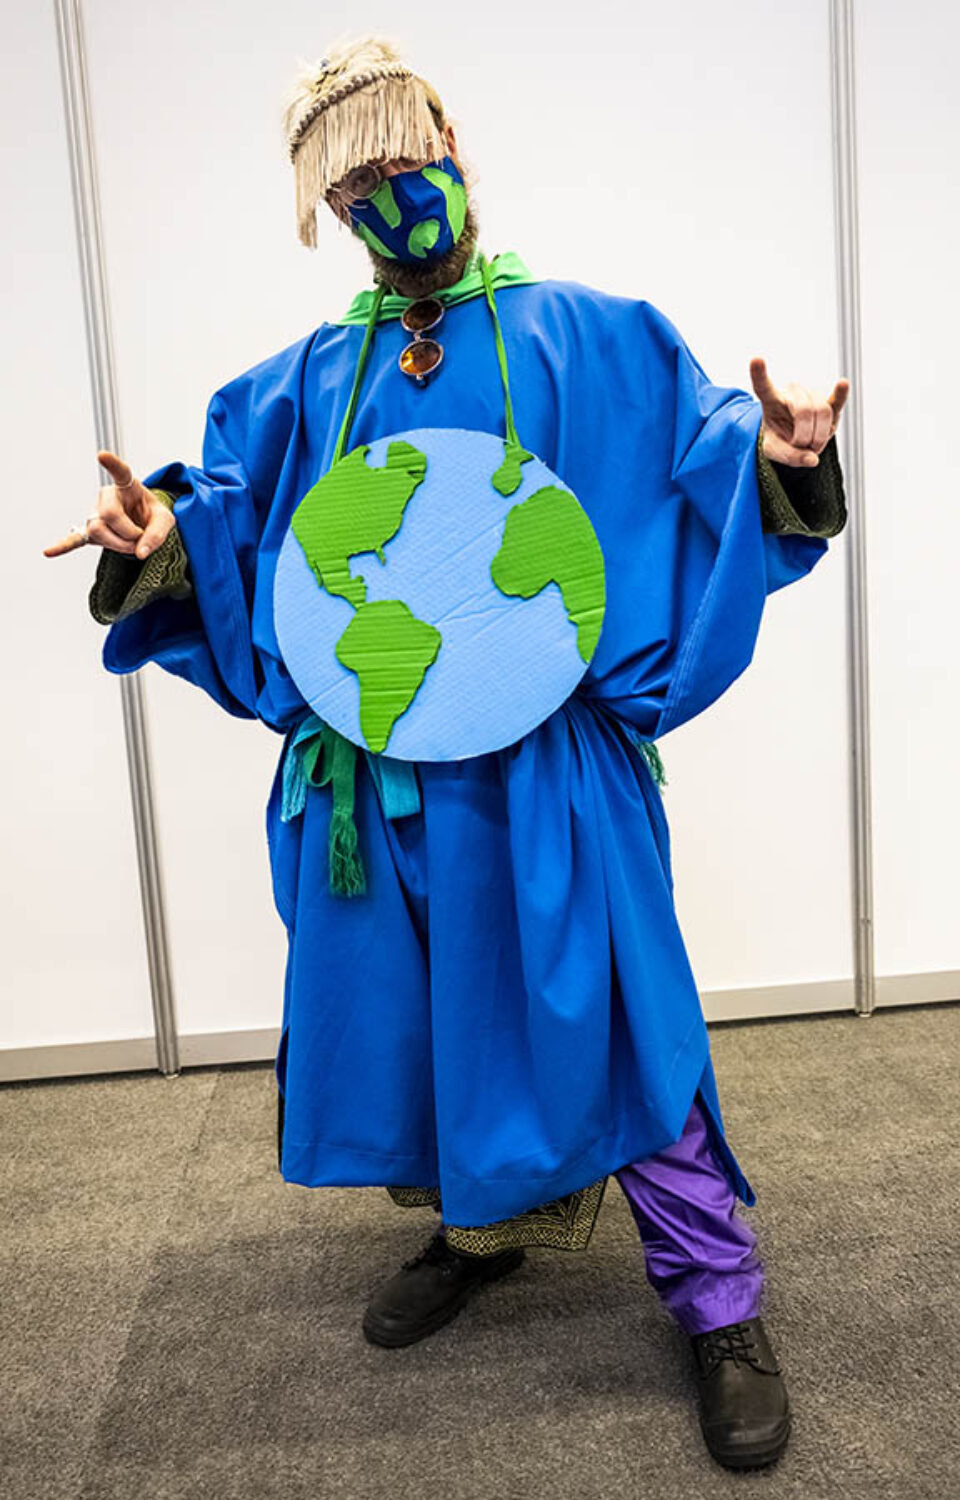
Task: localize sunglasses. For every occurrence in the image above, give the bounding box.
[399,297,445,385]
[336,161,383,204]
[332,157,429,207]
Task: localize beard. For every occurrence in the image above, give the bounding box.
[360,199,480,298]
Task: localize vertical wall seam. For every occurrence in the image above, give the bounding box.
[829,0,876,1016]
[53,0,180,1072]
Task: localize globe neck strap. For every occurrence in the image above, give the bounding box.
[478,252,523,453]
[332,281,387,464]
[331,253,522,464]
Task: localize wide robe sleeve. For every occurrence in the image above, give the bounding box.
[89,491,193,623]
[757,431,847,539]
[94,374,298,722]
[574,296,845,741]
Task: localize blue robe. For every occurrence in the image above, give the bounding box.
[100,270,831,1229]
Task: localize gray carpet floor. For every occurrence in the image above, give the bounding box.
[3,1004,959,1500]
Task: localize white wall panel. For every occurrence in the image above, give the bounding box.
[74,0,852,1046]
[2,5,155,1050]
[857,1,960,983]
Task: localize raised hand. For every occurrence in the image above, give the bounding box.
[749,359,850,468]
[43,450,177,559]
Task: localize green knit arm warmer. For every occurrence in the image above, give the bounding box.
[88,489,193,625]
[756,431,848,538]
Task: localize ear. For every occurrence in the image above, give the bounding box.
[443,122,458,159]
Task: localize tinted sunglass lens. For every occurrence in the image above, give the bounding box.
[401,297,444,334]
[342,163,380,199]
[399,339,443,379]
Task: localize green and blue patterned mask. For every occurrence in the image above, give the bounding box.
[349,157,467,264]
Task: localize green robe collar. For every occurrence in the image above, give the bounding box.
[336,250,538,325]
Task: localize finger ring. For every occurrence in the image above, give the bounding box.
[68,512,100,544]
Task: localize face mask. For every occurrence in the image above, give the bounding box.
[348,156,467,264]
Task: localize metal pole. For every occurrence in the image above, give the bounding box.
[53,0,180,1073]
[829,0,876,1016]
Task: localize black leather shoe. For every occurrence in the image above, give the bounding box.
[362,1231,525,1348]
[691,1316,791,1470]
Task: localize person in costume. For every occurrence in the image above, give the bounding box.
[45,36,850,1471]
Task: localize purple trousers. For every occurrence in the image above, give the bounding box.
[613,1091,764,1335]
[439,1092,763,1337]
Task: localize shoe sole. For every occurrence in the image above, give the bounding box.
[362,1248,525,1348]
[701,1412,792,1470]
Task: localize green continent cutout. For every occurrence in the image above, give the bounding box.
[422,166,467,241]
[407,218,440,259]
[291,442,427,607]
[491,441,534,497]
[490,486,606,663]
[369,178,401,229]
[335,600,442,753]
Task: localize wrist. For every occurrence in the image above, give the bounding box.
[149,488,178,516]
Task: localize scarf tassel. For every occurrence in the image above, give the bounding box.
[328,804,367,896]
[280,717,367,896]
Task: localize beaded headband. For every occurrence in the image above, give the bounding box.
[283,39,446,249]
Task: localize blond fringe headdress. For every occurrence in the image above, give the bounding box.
[282,37,447,249]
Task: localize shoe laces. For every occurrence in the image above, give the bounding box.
[401,1233,457,1276]
[698,1321,763,1370]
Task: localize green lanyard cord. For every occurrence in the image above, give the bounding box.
[332,280,388,463]
[477,252,522,452]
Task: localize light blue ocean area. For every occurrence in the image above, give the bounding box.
[273,427,596,761]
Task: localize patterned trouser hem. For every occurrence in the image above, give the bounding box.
[385,1178,608,1254]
